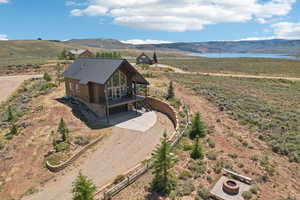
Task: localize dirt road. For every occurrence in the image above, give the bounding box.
[157,64,300,81]
[23,112,174,200]
[0,75,42,103]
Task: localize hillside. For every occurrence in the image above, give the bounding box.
[65,38,300,54]
[0,40,81,67]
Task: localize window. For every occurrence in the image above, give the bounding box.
[75,83,80,94]
[69,82,73,92]
[106,70,128,100]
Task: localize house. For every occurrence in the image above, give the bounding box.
[136,53,154,65]
[62,58,149,122]
[68,49,93,59]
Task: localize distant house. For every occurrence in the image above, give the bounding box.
[136,53,154,65]
[62,58,149,122]
[68,49,93,59]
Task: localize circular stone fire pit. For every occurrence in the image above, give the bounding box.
[222,179,240,195]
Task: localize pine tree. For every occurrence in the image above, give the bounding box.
[96,52,100,57]
[6,106,14,122]
[166,81,175,100]
[153,51,158,63]
[43,72,52,82]
[72,172,97,200]
[189,113,206,139]
[151,132,176,195]
[191,136,204,159]
[58,118,69,142]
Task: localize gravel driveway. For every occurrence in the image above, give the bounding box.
[0,75,42,103]
[23,112,174,200]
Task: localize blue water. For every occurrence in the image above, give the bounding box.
[189,53,300,60]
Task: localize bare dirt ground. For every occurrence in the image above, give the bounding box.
[0,74,42,103]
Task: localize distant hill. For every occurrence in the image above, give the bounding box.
[65,38,300,54]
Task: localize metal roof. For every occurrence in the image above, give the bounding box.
[69,49,87,55]
[62,58,149,85]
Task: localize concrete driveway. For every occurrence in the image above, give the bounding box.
[23,112,174,200]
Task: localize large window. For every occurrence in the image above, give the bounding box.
[106,70,128,100]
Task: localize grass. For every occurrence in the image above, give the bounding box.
[160,57,300,77]
[167,73,300,162]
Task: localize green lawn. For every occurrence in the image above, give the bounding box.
[167,73,300,162]
[160,57,300,77]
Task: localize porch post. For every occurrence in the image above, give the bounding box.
[104,87,110,124]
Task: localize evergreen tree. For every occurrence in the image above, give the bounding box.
[43,72,52,82]
[151,132,176,195]
[58,118,69,142]
[72,172,97,200]
[189,113,206,139]
[95,52,100,58]
[6,106,14,122]
[153,51,158,63]
[166,81,175,100]
[191,136,204,159]
[58,49,67,60]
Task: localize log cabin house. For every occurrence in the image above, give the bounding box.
[136,52,154,65]
[68,49,93,59]
[63,58,149,122]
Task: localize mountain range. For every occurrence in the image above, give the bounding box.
[64,39,300,54]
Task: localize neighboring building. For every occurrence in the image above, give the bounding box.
[136,53,154,65]
[68,49,93,59]
[62,58,149,122]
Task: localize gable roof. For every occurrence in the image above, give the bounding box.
[137,52,152,60]
[63,58,149,85]
[69,49,88,55]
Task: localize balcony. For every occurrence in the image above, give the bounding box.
[107,95,145,108]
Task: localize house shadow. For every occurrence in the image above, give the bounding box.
[56,96,144,130]
[56,97,110,130]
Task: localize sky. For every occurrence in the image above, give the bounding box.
[0,0,300,44]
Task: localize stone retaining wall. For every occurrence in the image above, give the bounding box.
[46,136,103,172]
[144,97,178,129]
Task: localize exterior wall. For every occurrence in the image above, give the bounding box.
[65,78,90,102]
[136,54,153,65]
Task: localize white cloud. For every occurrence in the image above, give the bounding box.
[238,36,276,41]
[0,34,8,40]
[69,0,296,32]
[0,0,8,3]
[271,21,300,39]
[71,5,107,16]
[121,39,173,45]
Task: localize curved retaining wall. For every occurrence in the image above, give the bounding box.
[144,97,178,129]
[46,136,103,172]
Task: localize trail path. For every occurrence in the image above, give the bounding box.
[0,74,42,103]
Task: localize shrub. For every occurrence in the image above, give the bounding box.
[228,153,238,159]
[207,175,213,184]
[40,82,56,91]
[179,170,192,180]
[207,138,215,148]
[206,151,217,160]
[177,182,195,196]
[53,141,70,152]
[242,191,253,200]
[169,190,177,199]
[74,136,90,146]
[213,160,224,174]
[182,143,193,151]
[5,124,18,140]
[249,185,259,195]
[113,174,125,184]
[198,185,209,199]
[250,154,259,162]
[43,72,52,82]
[238,163,244,168]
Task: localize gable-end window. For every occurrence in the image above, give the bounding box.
[106,70,127,100]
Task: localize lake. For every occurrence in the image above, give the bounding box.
[188,53,300,60]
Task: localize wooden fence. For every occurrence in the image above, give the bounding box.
[99,104,191,200]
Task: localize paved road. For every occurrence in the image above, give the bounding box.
[23,112,174,200]
[0,75,42,103]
